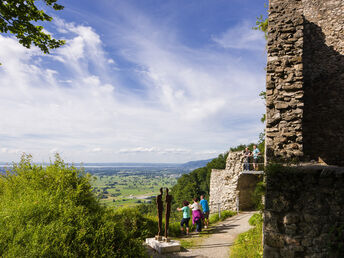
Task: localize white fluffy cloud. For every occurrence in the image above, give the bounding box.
[0,13,265,163]
[212,21,266,50]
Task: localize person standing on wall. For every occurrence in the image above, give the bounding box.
[252,145,261,171]
[200,195,209,229]
[243,147,251,171]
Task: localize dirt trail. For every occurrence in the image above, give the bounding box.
[147,211,256,258]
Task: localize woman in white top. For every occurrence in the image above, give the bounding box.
[190,197,203,232]
[190,200,201,210]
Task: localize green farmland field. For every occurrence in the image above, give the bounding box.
[91,174,177,208]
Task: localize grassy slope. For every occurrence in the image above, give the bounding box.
[230,213,263,257]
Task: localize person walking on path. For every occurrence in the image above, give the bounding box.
[190,198,203,232]
[200,195,209,229]
[177,201,191,235]
[252,145,261,171]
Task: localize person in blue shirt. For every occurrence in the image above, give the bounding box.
[252,145,261,171]
[177,200,190,235]
[200,195,209,228]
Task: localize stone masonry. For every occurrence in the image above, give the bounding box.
[209,151,262,212]
[264,0,344,257]
[264,165,344,257]
[265,0,344,166]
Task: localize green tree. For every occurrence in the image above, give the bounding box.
[0,0,65,54]
[171,152,228,207]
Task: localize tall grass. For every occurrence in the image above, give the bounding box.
[209,210,237,224]
[230,213,263,258]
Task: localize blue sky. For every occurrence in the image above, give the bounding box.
[0,0,267,163]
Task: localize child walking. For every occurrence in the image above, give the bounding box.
[177,201,190,235]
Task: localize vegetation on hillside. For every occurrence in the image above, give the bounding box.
[171,152,228,207]
[0,154,148,257]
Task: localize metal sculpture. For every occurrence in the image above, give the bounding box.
[164,187,172,240]
[156,187,163,240]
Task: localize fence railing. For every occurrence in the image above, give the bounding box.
[210,197,240,217]
[241,162,265,171]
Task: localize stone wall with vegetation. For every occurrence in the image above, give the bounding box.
[266,0,344,166]
[264,165,344,257]
[209,152,261,212]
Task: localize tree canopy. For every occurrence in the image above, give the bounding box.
[0,0,65,54]
[171,152,228,207]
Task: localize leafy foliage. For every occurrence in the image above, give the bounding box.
[248,213,263,227]
[0,154,147,257]
[171,152,228,207]
[230,139,265,158]
[113,207,157,240]
[0,0,65,54]
[254,14,268,39]
[252,181,266,211]
[253,1,268,39]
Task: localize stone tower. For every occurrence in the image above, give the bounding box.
[265,0,344,166]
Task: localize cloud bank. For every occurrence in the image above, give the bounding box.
[0,6,265,163]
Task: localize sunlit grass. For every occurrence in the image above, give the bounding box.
[230,213,263,258]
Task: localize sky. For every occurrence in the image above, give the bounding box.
[0,0,267,163]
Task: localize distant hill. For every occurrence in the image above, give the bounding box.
[178,158,214,170]
[0,158,215,174]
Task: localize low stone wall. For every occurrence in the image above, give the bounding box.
[209,151,262,212]
[264,165,344,257]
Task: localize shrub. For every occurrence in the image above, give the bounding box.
[0,154,147,257]
[113,207,157,240]
[252,181,266,210]
[248,212,263,226]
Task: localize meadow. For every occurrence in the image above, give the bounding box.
[91,174,177,208]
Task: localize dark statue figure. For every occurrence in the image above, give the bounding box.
[164,187,172,239]
[156,187,163,238]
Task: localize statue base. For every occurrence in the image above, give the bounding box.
[155,235,162,241]
[146,238,181,254]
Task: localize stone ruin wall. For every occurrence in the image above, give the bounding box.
[266,0,344,166]
[209,152,261,212]
[209,152,244,212]
[264,0,344,257]
[264,166,344,257]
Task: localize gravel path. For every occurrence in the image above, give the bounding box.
[147,211,256,258]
